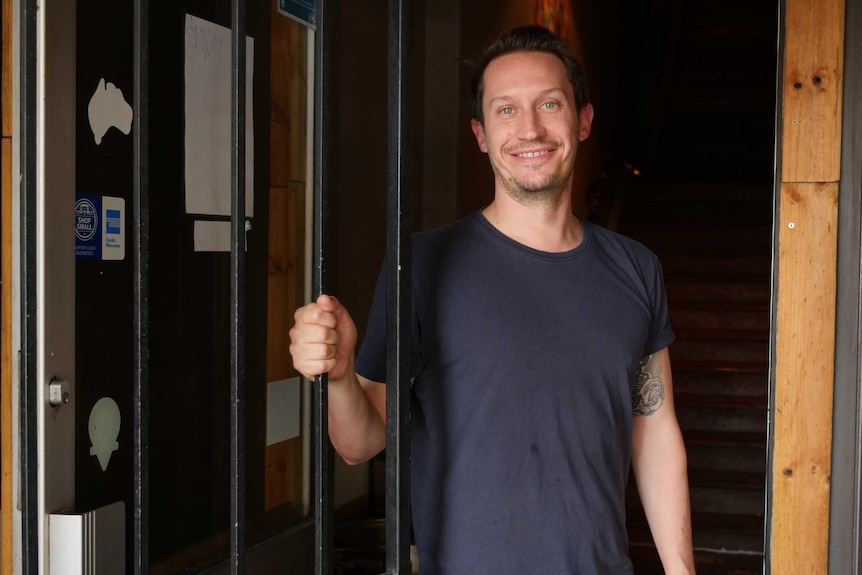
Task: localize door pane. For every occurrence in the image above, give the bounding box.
[75,0,308,572]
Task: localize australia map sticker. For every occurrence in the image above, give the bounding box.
[75,195,125,261]
[88,78,133,145]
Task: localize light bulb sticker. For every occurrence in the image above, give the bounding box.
[89,397,121,471]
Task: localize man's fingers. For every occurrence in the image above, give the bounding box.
[289,341,337,360]
[290,341,338,374]
[297,358,336,380]
[294,302,338,329]
[318,294,354,328]
[289,322,339,346]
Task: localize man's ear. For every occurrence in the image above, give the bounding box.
[471,119,488,153]
[578,103,595,142]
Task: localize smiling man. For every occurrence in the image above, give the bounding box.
[290,25,695,574]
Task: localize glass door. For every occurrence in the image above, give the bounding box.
[30,0,313,572]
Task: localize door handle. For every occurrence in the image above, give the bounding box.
[48,379,71,408]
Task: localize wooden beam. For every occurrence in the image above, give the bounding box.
[772,182,839,573]
[782,0,846,182]
[1,0,12,565]
[266,185,299,382]
[1,0,10,137]
[772,0,846,570]
[266,0,308,511]
[1,135,12,575]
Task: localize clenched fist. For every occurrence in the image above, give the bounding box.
[289,294,358,382]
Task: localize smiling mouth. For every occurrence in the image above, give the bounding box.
[515,150,550,158]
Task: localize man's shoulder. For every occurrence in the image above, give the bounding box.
[413,212,482,249]
[584,219,659,262]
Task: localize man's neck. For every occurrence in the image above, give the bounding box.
[481,195,583,253]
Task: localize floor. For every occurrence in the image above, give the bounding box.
[334,517,764,574]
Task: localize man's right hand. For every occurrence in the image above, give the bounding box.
[289,294,358,382]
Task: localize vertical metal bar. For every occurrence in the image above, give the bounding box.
[230,0,247,571]
[132,0,151,572]
[313,1,336,573]
[20,0,39,570]
[385,0,412,573]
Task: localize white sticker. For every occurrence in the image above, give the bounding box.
[88,78,133,145]
[89,397,121,472]
[101,196,125,260]
[267,377,301,445]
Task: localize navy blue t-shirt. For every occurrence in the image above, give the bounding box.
[355,212,674,574]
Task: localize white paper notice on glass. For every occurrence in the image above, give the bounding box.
[184,14,254,217]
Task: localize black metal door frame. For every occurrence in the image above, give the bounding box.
[19,0,412,572]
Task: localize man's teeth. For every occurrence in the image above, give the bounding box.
[517,150,548,158]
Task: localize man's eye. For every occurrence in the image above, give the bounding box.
[541,101,557,110]
[500,107,514,115]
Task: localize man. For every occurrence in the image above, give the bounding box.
[290,25,695,574]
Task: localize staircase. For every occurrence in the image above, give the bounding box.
[618,178,772,575]
[611,0,777,570]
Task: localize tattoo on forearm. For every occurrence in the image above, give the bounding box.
[632,354,665,416]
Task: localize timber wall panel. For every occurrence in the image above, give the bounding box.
[782,0,846,182]
[772,182,838,573]
[1,0,12,566]
[2,137,12,575]
[1,0,10,136]
[772,0,846,571]
[266,1,306,511]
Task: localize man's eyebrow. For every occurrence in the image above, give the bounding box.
[487,88,567,106]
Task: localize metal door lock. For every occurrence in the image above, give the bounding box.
[48,379,71,407]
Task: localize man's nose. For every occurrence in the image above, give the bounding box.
[518,109,545,140]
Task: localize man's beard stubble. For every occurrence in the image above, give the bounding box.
[488,144,572,208]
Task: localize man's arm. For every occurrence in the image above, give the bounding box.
[289,294,387,464]
[631,347,696,575]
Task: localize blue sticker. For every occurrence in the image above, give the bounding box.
[76,195,126,260]
[278,0,316,29]
[106,209,121,234]
[76,195,102,260]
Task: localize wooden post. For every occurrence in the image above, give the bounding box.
[772,0,845,572]
[265,2,308,511]
[2,0,14,568]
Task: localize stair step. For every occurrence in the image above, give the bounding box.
[677,405,767,434]
[672,359,767,374]
[622,225,772,254]
[693,485,765,516]
[671,309,769,333]
[628,479,764,517]
[621,179,773,203]
[674,370,767,397]
[628,510,764,552]
[676,393,768,410]
[684,429,766,448]
[666,280,771,308]
[688,469,766,491]
[628,487,763,520]
[672,326,768,341]
[687,443,767,476]
[622,197,772,226]
[629,546,764,575]
[660,254,772,279]
[670,338,768,364]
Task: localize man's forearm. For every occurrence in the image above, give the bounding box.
[328,372,387,465]
[632,417,696,575]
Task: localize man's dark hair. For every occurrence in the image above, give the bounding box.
[470,25,589,125]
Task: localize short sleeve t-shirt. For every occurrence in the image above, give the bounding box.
[355,212,674,574]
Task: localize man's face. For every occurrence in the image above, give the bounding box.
[471,51,593,206]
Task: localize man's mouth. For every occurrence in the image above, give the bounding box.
[515,150,550,158]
